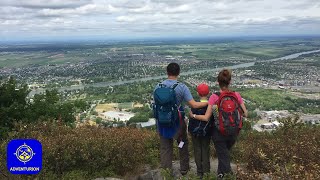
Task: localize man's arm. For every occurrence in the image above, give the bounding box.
[187,99,208,109]
[182,84,207,108]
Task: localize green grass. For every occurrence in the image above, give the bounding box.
[237,88,320,113]
[118,102,133,109]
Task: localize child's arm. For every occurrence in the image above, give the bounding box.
[189,104,213,122]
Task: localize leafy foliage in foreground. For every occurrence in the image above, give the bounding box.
[234,116,320,179]
[0,117,319,179]
[0,123,159,179]
[0,77,87,139]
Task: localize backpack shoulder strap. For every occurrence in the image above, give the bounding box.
[158,83,166,88]
[171,81,180,89]
[214,91,221,97]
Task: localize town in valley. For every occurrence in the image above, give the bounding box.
[1,37,320,131]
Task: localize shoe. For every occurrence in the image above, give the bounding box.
[180,169,189,176]
[217,173,224,180]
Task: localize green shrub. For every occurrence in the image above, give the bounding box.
[233,116,320,179]
[1,116,319,179]
[0,122,159,179]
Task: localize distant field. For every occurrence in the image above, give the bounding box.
[95,103,118,112]
[1,37,320,67]
[95,102,133,113]
[238,88,320,114]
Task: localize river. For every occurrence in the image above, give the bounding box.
[29,49,320,96]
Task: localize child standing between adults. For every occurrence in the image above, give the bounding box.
[188,83,212,178]
[190,69,248,179]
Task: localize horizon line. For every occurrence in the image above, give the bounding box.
[1,34,320,44]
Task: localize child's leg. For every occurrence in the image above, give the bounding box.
[201,136,211,174]
[191,135,203,176]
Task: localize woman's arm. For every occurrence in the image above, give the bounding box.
[240,103,248,117]
[189,104,213,122]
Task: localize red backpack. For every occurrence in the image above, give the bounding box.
[213,91,243,136]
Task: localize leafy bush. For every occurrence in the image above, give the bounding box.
[1,116,319,179]
[233,116,320,179]
[0,78,87,139]
[0,123,159,179]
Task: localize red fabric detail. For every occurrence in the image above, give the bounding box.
[229,114,235,127]
[178,110,183,125]
[219,112,225,135]
[222,99,236,112]
[238,108,243,129]
[178,110,184,141]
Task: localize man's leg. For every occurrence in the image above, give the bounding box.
[202,136,211,174]
[160,135,173,171]
[213,139,232,175]
[178,122,189,174]
[191,135,203,176]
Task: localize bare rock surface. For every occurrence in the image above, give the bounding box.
[136,158,238,180]
[94,158,241,180]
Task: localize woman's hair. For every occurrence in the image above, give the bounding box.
[217,69,232,88]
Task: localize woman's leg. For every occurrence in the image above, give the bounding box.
[213,139,232,175]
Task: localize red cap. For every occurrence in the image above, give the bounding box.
[197,83,209,96]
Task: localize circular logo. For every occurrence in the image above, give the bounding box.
[14,143,35,164]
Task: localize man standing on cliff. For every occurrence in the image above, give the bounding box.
[153,62,208,175]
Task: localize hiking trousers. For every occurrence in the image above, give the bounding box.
[160,122,189,173]
[191,135,211,176]
[212,130,236,175]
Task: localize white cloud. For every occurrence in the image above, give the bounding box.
[116,16,136,22]
[129,5,153,13]
[38,4,119,17]
[163,4,191,13]
[0,0,320,39]
[0,0,92,9]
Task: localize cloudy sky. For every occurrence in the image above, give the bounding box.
[1,0,320,41]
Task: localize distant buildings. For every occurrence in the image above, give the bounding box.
[100,111,135,122]
[253,110,320,132]
[300,114,320,125]
[136,118,156,128]
[253,120,282,132]
[257,110,290,122]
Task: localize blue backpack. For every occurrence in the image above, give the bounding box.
[153,82,180,127]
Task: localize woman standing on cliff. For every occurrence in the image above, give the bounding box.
[190,69,248,179]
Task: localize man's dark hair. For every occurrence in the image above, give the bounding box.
[166,63,180,76]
